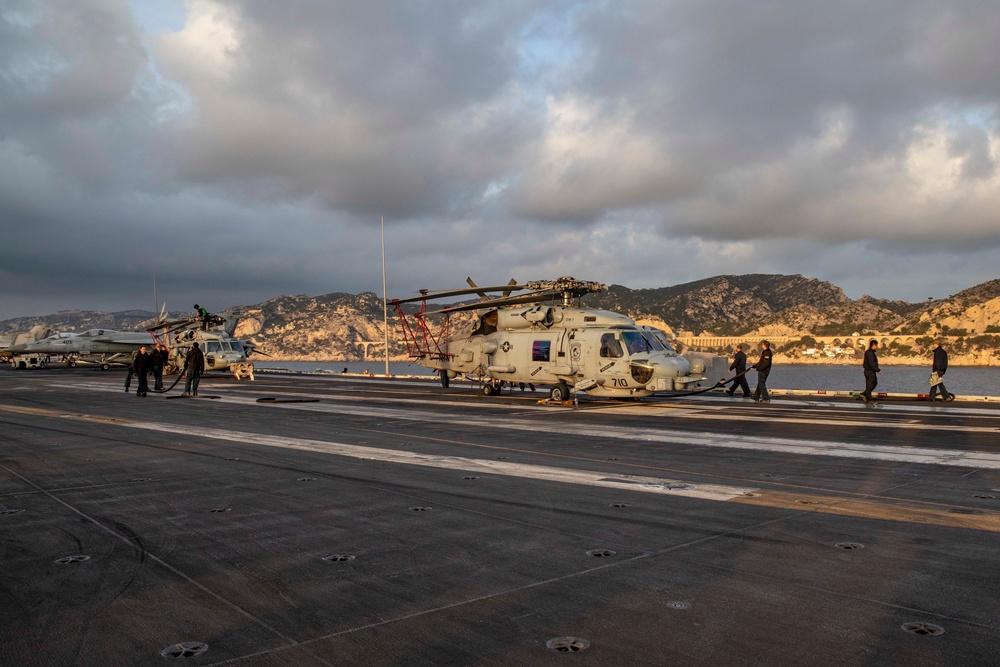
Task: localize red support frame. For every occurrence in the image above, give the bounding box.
[391,299,453,360]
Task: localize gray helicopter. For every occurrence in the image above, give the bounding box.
[147,311,259,380]
[392,276,714,400]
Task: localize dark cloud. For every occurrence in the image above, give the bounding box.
[0,0,998,320]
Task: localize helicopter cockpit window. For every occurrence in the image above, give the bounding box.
[532,340,551,362]
[648,330,677,354]
[206,341,222,353]
[641,332,665,351]
[221,342,232,352]
[600,333,624,358]
[621,331,653,355]
[231,341,245,354]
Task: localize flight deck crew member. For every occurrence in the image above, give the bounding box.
[159,345,171,386]
[194,304,209,330]
[151,343,165,391]
[751,340,772,403]
[861,339,881,405]
[726,343,751,397]
[183,342,205,397]
[928,340,954,402]
[134,346,152,397]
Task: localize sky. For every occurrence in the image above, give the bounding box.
[1,0,999,320]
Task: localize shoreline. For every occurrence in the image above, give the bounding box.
[767,355,1000,368]
[257,355,1000,368]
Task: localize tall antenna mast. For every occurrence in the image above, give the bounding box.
[381,216,390,377]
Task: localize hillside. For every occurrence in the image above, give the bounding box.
[3,274,999,364]
[585,274,847,335]
[0,309,160,334]
[744,296,925,338]
[225,292,412,360]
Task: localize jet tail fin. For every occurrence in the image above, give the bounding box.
[28,325,52,341]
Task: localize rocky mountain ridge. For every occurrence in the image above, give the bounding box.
[3,274,999,364]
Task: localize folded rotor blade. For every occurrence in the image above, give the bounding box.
[427,289,562,314]
[393,283,530,304]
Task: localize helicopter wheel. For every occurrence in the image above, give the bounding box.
[481,382,496,396]
[101,363,111,371]
[68,360,77,368]
[549,382,571,401]
[440,372,449,388]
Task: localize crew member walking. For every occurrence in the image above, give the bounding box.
[134,345,152,397]
[151,343,165,391]
[861,339,881,405]
[159,344,171,389]
[726,343,752,397]
[183,342,205,397]
[751,340,772,403]
[928,340,955,402]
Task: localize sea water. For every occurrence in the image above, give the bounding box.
[253,360,999,396]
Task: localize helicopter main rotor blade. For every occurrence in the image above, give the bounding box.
[466,277,489,301]
[502,278,518,298]
[393,283,531,304]
[427,289,563,314]
[146,316,199,332]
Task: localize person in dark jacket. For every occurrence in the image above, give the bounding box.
[861,339,881,405]
[151,343,165,391]
[183,342,205,397]
[750,340,773,403]
[124,360,134,392]
[725,343,752,397]
[133,346,152,397]
[928,340,954,402]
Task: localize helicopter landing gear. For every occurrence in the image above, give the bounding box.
[549,382,571,401]
[101,363,111,371]
[480,381,502,396]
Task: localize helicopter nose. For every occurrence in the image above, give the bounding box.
[637,355,693,390]
[655,355,691,378]
[630,354,692,386]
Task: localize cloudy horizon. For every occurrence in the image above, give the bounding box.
[2,0,998,319]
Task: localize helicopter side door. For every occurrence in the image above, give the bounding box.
[598,331,632,389]
[577,329,632,391]
[204,340,224,369]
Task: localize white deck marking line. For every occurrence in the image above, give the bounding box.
[53,380,1000,424]
[65,416,754,502]
[57,382,1000,469]
[216,385,1000,421]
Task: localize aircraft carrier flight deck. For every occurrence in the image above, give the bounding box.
[2,367,999,666]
